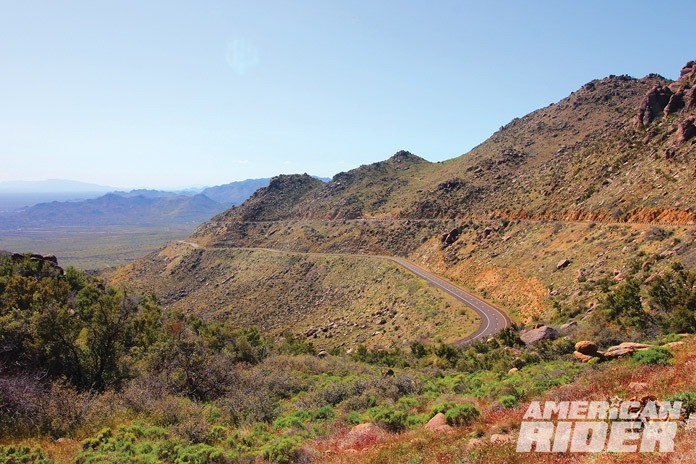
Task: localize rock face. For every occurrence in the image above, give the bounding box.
[637,85,674,126]
[676,118,695,145]
[520,325,557,345]
[636,61,696,127]
[424,413,454,434]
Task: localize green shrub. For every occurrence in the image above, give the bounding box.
[76,424,232,464]
[410,341,427,358]
[273,410,311,430]
[0,445,54,464]
[345,410,363,425]
[262,436,301,464]
[667,391,696,416]
[430,401,457,416]
[369,404,409,432]
[633,347,674,365]
[313,405,335,420]
[498,395,517,409]
[445,403,480,426]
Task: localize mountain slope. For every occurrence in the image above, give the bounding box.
[112,61,696,346]
[197,66,694,226]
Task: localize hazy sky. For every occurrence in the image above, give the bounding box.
[1,1,693,189]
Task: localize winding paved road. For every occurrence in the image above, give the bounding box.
[178,241,512,345]
[389,257,511,345]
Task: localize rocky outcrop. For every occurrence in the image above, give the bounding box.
[637,85,674,126]
[636,61,696,126]
[440,228,460,246]
[602,342,651,359]
[520,325,557,345]
[11,252,63,275]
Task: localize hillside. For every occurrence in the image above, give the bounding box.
[110,62,696,345]
[114,242,477,349]
[3,254,695,464]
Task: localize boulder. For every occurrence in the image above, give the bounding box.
[317,350,328,358]
[603,347,635,359]
[490,433,515,444]
[573,351,595,363]
[602,342,650,359]
[628,382,648,392]
[556,259,571,270]
[616,342,651,350]
[575,341,598,356]
[424,413,454,434]
[520,325,557,345]
[441,228,460,246]
[340,423,386,450]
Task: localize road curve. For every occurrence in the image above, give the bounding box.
[389,257,512,346]
[177,241,512,345]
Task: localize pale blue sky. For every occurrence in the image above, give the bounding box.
[1,1,693,189]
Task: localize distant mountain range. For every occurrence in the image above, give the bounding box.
[199,178,271,205]
[0,178,282,228]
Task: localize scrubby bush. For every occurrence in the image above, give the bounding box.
[369,403,409,432]
[0,445,54,464]
[498,395,518,409]
[262,436,303,464]
[410,341,427,358]
[667,391,696,416]
[633,347,674,365]
[648,265,696,333]
[445,403,480,426]
[0,253,163,391]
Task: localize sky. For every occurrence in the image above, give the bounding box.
[0,1,694,190]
